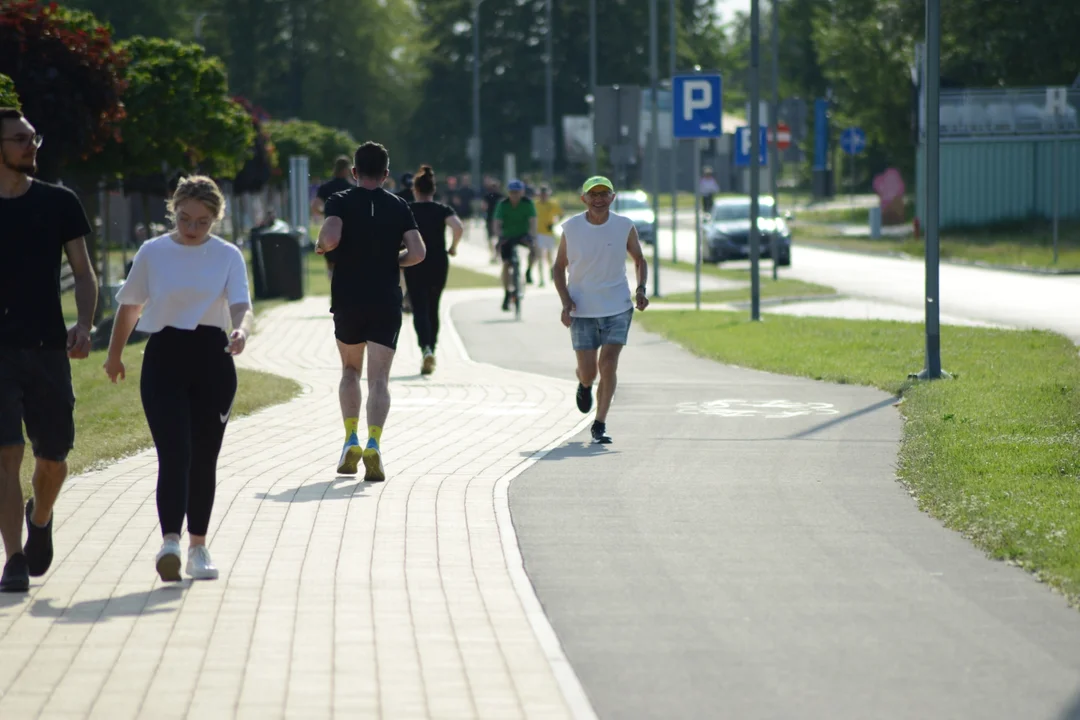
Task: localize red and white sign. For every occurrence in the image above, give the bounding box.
[768,122,792,150]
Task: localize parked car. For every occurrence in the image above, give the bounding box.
[552,189,656,245]
[702,195,791,266]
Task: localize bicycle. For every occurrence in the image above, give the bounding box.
[507,240,524,320]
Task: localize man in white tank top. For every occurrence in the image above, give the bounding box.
[552,176,650,444]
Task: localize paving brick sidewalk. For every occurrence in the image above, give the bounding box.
[0,289,596,720]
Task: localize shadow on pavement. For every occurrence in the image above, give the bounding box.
[0,593,30,608]
[256,477,373,503]
[1061,692,1080,720]
[30,586,186,623]
[787,395,899,440]
[526,441,615,461]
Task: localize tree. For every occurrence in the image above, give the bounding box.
[0,73,18,108]
[103,36,254,193]
[0,1,128,180]
[227,96,276,195]
[264,119,358,184]
[62,0,191,42]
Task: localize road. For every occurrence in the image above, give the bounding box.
[647,219,1080,341]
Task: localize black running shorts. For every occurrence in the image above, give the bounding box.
[0,347,76,462]
[333,305,403,350]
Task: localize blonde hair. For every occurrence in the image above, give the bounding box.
[167,175,226,225]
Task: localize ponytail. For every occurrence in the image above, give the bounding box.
[413,165,436,195]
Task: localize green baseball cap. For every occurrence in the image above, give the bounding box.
[581,176,614,194]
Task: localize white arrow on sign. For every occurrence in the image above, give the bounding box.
[699,123,717,132]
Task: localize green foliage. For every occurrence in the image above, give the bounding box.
[0,73,19,109]
[0,1,128,179]
[107,36,254,184]
[264,119,358,183]
[62,0,191,41]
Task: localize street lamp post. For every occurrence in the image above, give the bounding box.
[669,0,678,264]
[472,0,484,198]
[649,0,661,298]
[545,0,554,184]
[589,0,598,176]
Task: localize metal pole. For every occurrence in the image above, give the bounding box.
[589,0,598,177]
[472,0,482,198]
[694,142,701,310]
[650,0,661,298]
[669,0,678,264]
[850,146,855,204]
[923,0,942,379]
[545,0,554,185]
[749,0,761,321]
[770,0,780,281]
[1053,126,1061,264]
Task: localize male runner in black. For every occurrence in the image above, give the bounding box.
[315,142,426,482]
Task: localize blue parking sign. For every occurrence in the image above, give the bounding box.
[734,126,767,167]
[672,75,723,139]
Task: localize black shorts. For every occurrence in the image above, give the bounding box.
[499,235,533,262]
[0,347,76,462]
[333,305,403,350]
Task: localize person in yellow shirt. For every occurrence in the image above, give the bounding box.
[532,184,562,288]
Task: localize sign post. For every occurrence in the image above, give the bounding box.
[840,126,866,203]
[770,121,791,280]
[672,73,722,311]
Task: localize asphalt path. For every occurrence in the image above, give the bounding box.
[450,290,1080,720]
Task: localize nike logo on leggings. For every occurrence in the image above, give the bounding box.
[220,400,234,424]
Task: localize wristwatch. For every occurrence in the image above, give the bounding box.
[635,285,647,295]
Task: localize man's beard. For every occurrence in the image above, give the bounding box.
[0,151,35,175]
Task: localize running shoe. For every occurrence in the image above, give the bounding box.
[362,439,386,482]
[421,348,436,375]
[186,545,219,580]
[337,432,363,475]
[156,539,182,582]
[0,553,29,593]
[576,384,593,414]
[591,421,612,444]
[24,497,53,577]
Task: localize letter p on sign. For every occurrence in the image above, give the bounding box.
[683,80,712,121]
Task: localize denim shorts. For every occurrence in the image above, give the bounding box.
[570,308,634,351]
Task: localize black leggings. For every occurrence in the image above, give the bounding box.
[405,263,448,350]
[140,326,237,537]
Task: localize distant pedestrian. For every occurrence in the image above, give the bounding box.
[532,184,562,287]
[407,165,464,375]
[312,156,356,279]
[700,167,720,213]
[552,176,649,444]
[315,142,426,481]
[0,107,98,593]
[105,175,253,582]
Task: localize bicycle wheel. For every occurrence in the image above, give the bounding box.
[511,250,523,320]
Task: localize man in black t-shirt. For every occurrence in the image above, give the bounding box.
[311,156,356,278]
[315,142,425,483]
[0,108,98,593]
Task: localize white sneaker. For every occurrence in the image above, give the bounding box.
[186,545,219,580]
[156,539,182,582]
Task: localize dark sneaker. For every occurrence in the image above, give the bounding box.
[526,268,534,285]
[502,292,511,312]
[576,384,593,414]
[0,553,29,593]
[591,421,612,444]
[24,498,54,577]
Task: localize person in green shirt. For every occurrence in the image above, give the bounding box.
[492,179,537,311]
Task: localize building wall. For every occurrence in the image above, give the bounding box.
[917,136,1080,227]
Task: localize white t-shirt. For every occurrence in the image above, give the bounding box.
[116,234,251,333]
[562,211,635,318]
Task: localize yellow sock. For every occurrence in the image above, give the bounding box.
[368,425,383,446]
[344,417,359,439]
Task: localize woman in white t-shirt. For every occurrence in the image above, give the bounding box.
[104,176,253,583]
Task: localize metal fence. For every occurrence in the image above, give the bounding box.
[924,87,1080,138]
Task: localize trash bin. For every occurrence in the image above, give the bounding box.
[250,228,305,301]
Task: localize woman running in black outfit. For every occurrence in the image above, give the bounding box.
[104,176,253,582]
[406,166,463,375]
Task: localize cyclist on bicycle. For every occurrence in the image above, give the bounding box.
[492,179,537,312]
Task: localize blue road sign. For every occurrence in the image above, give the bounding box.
[840,126,866,155]
[672,74,723,139]
[734,126,768,167]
